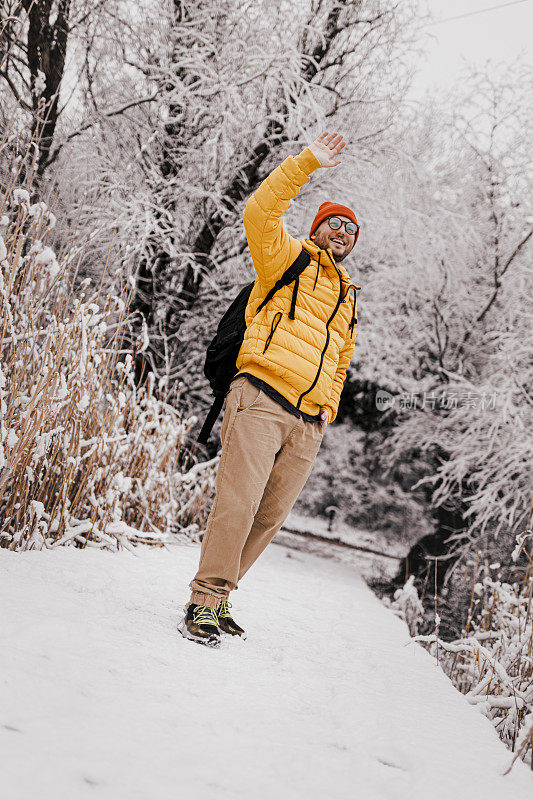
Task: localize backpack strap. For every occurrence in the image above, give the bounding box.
[255,248,311,316]
[197,394,225,445]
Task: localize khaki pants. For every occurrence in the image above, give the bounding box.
[189,374,325,608]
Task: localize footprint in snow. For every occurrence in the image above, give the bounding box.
[372,744,412,773]
[2,724,22,733]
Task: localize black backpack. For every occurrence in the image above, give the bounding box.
[197,248,311,445]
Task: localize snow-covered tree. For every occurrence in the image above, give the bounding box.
[46,0,421,390]
[356,60,533,572]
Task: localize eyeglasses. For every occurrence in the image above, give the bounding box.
[327,216,359,237]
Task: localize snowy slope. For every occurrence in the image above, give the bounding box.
[1,543,531,800]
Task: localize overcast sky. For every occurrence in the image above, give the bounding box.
[409,0,532,97]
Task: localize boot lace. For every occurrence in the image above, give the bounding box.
[192,605,219,627]
[218,600,233,620]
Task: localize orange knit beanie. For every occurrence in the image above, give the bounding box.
[310,202,358,238]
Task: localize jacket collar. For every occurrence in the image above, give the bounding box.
[301,238,361,290]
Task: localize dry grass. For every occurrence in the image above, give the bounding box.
[0,134,215,552]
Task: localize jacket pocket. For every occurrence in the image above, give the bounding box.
[262,311,283,354]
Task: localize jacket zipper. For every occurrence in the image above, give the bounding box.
[296,265,345,410]
[263,311,282,354]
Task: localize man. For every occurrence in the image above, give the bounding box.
[180,131,361,647]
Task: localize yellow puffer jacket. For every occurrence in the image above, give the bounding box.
[236,146,360,423]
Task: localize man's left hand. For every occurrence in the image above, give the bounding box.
[320,409,329,424]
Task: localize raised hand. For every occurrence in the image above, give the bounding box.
[308,131,346,168]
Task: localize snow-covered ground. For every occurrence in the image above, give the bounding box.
[1,542,531,800]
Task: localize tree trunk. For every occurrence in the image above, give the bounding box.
[23,0,71,178]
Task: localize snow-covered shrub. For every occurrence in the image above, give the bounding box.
[413,529,533,769]
[0,153,216,552]
[385,575,425,637]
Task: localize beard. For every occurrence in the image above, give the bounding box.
[310,230,351,263]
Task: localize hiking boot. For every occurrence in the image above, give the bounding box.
[178,603,221,648]
[217,599,246,637]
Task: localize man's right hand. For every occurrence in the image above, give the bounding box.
[308,131,346,168]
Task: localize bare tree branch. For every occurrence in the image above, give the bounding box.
[475,227,533,324]
[43,91,160,171]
